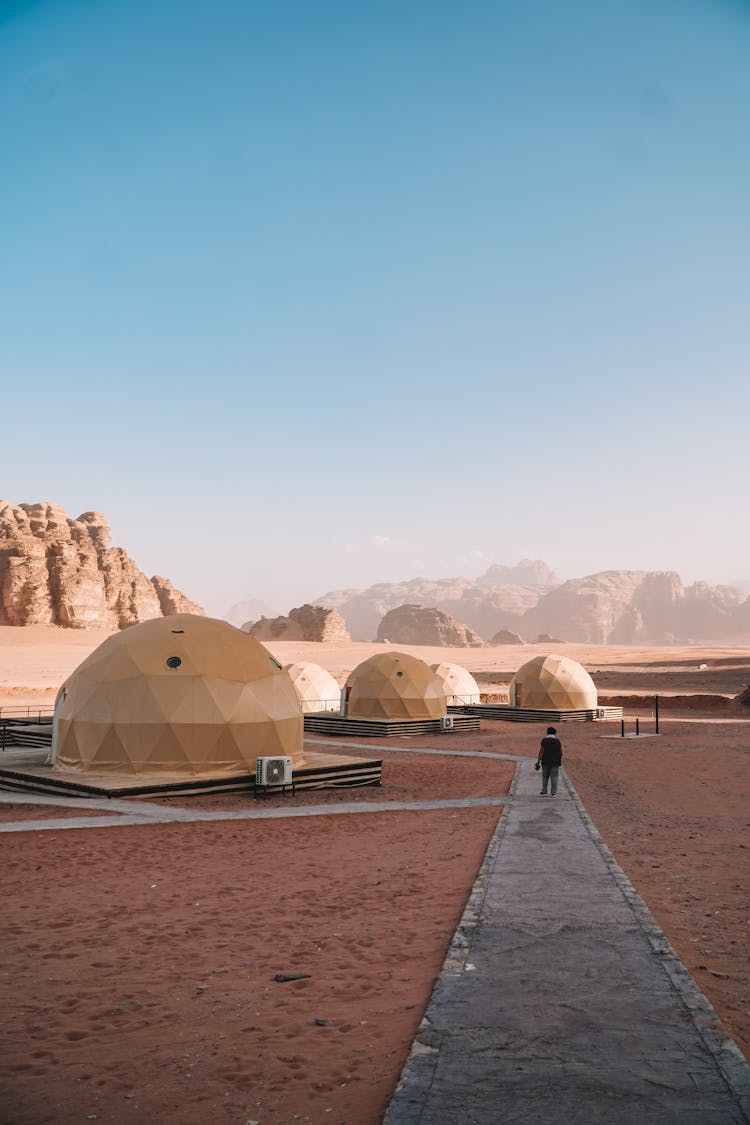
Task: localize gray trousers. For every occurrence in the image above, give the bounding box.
[541,764,559,795]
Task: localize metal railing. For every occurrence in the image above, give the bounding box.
[0,704,54,721]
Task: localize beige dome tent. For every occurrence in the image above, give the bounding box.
[285,662,341,713]
[54,614,303,776]
[343,652,447,721]
[509,654,597,710]
[430,662,480,705]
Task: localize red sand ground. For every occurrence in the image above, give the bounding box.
[0,753,512,1125]
[1,631,749,1124]
[1,721,748,1124]
[0,806,116,823]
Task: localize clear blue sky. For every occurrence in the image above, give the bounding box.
[2,0,749,617]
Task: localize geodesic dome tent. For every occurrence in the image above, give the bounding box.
[343,652,447,721]
[54,614,303,776]
[285,662,341,713]
[509,654,597,710]
[430,662,480,705]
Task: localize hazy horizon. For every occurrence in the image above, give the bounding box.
[3,0,749,619]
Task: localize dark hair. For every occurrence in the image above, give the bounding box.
[547,726,557,734]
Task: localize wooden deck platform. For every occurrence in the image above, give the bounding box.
[447,704,623,723]
[0,717,54,750]
[0,748,382,799]
[303,713,481,738]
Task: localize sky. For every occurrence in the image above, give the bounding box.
[2,0,749,618]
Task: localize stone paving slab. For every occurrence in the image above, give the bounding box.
[385,761,750,1125]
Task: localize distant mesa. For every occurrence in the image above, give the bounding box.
[315,561,554,642]
[375,604,485,647]
[244,604,350,644]
[225,598,280,628]
[285,661,341,713]
[476,559,559,589]
[489,628,525,645]
[0,500,203,629]
[316,560,750,645]
[534,632,566,644]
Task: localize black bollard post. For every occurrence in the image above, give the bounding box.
[621,718,625,738]
[655,694,659,734]
[635,717,640,736]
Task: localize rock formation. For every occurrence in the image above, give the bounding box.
[490,628,524,645]
[317,561,750,645]
[476,559,559,589]
[375,605,485,647]
[520,570,748,645]
[151,576,203,618]
[244,604,350,644]
[0,501,203,629]
[316,561,557,641]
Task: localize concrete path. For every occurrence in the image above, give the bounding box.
[0,791,505,833]
[385,760,750,1124]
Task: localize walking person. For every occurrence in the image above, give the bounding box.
[536,726,562,796]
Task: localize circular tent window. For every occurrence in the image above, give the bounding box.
[166,656,182,669]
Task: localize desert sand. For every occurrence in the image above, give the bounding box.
[0,628,749,1123]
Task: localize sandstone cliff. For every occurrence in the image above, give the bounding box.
[316,560,749,644]
[376,605,486,647]
[151,576,204,618]
[0,501,203,629]
[520,570,748,644]
[316,561,556,640]
[489,628,524,645]
[476,559,559,589]
[244,604,350,643]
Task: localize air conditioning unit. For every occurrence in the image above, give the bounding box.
[440,716,455,731]
[595,707,606,720]
[256,756,293,787]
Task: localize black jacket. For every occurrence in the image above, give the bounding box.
[539,735,562,766]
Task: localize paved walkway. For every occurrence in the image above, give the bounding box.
[0,789,506,833]
[0,738,515,833]
[385,760,750,1124]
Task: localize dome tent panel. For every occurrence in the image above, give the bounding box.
[285,662,340,713]
[431,662,480,705]
[344,652,447,721]
[510,655,597,711]
[55,614,303,777]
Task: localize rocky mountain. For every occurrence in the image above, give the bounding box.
[316,561,557,640]
[316,560,750,645]
[519,571,748,644]
[225,598,280,628]
[244,604,350,644]
[489,628,524,645]
[0,501,203,628]
[376,605,485,647]
[475,559,559,589]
